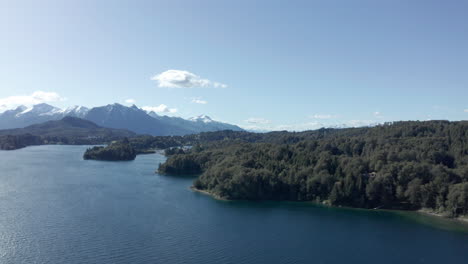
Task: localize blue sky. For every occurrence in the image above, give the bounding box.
[0,0,467,130]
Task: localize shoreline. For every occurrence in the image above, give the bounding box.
[416,208,468,223]
[190,186,468,226]
[190,186,229,201]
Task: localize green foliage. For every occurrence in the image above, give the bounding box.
[0,134,43,150]
[164,147,186,156]
[83,138,136,161]
[159,121,468,217]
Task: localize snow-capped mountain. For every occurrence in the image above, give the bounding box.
[0,104,66,129]
[189,115,214,123]
[84,103,194,136]
[147,111,242,134]
[187,114,242,132]
[61,105,89,118]
[0,103,243,136]
[17,103,62,117]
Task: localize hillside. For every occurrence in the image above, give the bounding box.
[158,121,468,217]
[0,117,135,150]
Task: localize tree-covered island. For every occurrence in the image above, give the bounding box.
[83,139,137,161]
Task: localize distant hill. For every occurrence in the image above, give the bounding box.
[0,116,135,150]
[0,103,244,136]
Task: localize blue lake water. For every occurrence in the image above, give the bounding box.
[0,145,467,264]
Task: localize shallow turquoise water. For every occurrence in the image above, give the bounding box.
[0,145,467,264]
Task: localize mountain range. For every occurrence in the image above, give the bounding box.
[0,103,243,136]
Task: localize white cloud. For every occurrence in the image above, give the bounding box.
[125,98,136,104]
[241,121,324,132]
[0,91,65,113]
[142,104,178,114]
[151,70,227,88]
[245,117,271,124]
[191,98,208,104]
[346,120,379,127]
[464,109,468,113]
[310,114,337,119]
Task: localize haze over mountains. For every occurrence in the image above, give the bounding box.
[0,103,243,136]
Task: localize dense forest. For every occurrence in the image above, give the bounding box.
[83,139,137,161]
[0,134,43,150]
[159,121,468,217]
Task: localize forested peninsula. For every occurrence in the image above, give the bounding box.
[158,121,468,218]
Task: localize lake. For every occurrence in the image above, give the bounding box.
[0,145,467,264]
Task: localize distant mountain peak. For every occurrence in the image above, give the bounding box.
[62,105,89,118]
[17,106,33,116]
[104,103,139,112]
[189,115,213,123]
[146,111,160,119]
[13,103,62,117]
[64,105,84,111]
[15,105,28,111]
[33,103,57,111]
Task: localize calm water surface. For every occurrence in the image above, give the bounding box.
[0,145,467,264]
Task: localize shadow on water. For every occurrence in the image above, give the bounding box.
[193,192,468,235]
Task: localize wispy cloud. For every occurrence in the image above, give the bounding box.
[191,98,208,104]
[275,122,324,131]
[310,114,337,119]
[151,70,227,88]
[142,104,178,114]
[241,119,381,132]
[0,91,66,113]
[241,122,324,132]
[373,111,384,118]
[245,117,271,124]
[125,98,136,104]
[464,109,468,113]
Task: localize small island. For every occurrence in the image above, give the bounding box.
[83,139,137,161]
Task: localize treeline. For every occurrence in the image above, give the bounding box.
[158,121,468,217]
[0,134,43,150]
[0,134,133,150]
